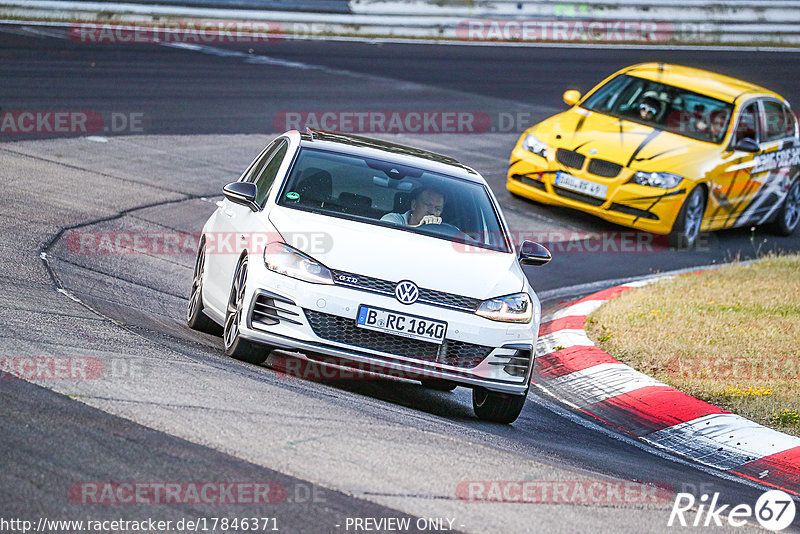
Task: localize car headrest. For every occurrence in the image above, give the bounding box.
[338,192,371,209]
[296,168,333,202]
[393,191,411,213]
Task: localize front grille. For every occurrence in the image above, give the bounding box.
[608,203,659,220]
[556,148,585,170]
[553,186,606,206]
[304,309,493,368]
[333,271,395,294]
[330,270,481,312]
[421,288,482,311]
[511,174,547,191]
[587,158,622,178]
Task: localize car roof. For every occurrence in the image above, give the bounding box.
[295,129,483,183]
[620,63,785,104]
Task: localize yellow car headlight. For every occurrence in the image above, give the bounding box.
[522,133,549,159]
[631,171,683,189]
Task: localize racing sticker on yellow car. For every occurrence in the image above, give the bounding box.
[753,146,800,173]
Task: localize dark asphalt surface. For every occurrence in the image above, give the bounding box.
[3,34,799,134]
[1,378,427,533]
[2,28,798,296]
[1,24,799,533]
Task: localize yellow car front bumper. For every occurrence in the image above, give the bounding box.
[507,146,689,235]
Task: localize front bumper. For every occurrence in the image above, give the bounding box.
[507,145,688,234]
[237,261,537,395]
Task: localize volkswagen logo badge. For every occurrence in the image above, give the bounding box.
[395,280,419,305]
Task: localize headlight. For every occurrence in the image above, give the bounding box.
[475,292,532,323]
[631,171,683,189]
[522,133,548,159]
[263,242,334,285]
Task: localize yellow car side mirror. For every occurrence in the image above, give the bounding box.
[563,90,581,107]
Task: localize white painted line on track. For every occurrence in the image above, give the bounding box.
[535,329,594,357]
[528,383,792,497]
[536,264,800,495]
[644,413,800,470]
[546,362,665,404]
[155,41,557,115]
[541,300,604,322]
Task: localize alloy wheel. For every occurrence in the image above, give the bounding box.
[224,259,247,350]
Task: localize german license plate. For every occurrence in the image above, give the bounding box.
[555,172,608,199]
[356,305,446,345]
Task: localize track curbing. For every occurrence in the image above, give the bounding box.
[532,276,800,495]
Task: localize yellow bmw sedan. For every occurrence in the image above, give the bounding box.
[508,63,800,248]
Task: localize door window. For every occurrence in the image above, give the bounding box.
[762,100,796,142]
[253,140,289,206]
[733,102,760,145]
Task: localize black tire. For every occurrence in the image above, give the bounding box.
[769,179,800,236]
[187,241,223,335]
[223,257,269,365]
[472,387,528,424]
[669,186,706,249]
[420,379,458,392]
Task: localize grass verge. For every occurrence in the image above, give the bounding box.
[586,254,800,437]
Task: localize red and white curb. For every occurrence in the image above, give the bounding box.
[532,277,800,495]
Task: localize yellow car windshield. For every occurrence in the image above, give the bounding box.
[582,74,734,144]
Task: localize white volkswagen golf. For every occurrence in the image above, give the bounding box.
[188,130,551,423]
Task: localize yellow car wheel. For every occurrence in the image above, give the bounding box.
[669,186,706,249]
[770,180,800,236]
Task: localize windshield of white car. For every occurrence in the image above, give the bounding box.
[277,148,511,253]
[581,74,734,144]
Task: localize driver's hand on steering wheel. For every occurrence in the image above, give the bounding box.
[413,215,442,227]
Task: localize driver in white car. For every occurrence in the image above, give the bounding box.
[381,187,446,227]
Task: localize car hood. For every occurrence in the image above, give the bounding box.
[268,206,525,300]
[532,108,721,174]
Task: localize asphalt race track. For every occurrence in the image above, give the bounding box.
[1,25,799,533]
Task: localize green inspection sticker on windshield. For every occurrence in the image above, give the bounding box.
[286,191,300,201]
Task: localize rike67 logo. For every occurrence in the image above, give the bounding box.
[668,490,796,530]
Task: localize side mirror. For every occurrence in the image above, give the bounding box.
[519,240,552,266]
[563,90,581,107]
[223,182,260,212]
[730,138,759,153]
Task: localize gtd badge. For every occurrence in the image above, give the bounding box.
[336,274,359,284]
[395,280,419,305]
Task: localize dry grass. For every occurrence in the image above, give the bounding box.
[586,254,800,436]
